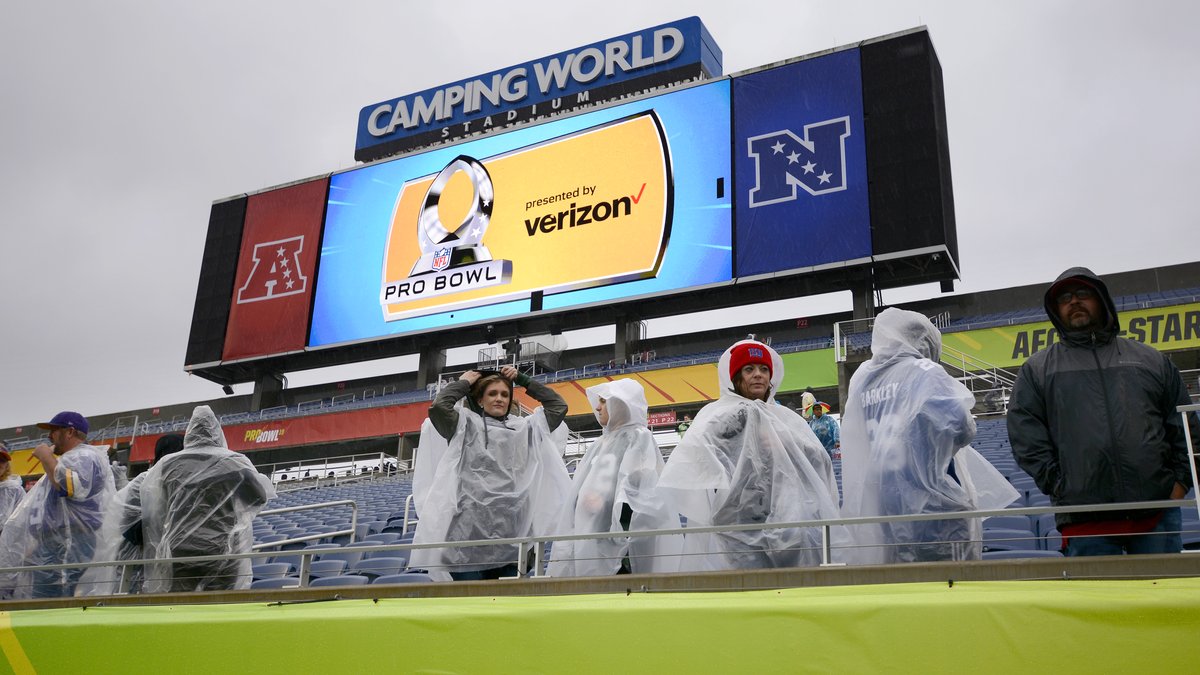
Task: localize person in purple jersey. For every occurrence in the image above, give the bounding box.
[0,411,114,598]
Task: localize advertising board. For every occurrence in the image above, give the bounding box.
[185,27,957,386]
[355,17,722,162]
[311,80,731,348]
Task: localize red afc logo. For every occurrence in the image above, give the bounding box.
[236,236,308,304]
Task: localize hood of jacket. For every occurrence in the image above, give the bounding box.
[870,308,942,362]
[1042,267,1120,347]
[586,378,649,431]
[717,339,784,402]
[183,405,228,451]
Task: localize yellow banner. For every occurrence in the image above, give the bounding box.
[943,302,1200,368]
[525,349,839,416]
[2,580,1199,672]
[9,449,43,478]
[382,112,671,320]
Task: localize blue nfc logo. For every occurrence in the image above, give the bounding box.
[746,116,851,207]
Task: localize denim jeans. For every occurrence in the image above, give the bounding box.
[1065,507,1182,556]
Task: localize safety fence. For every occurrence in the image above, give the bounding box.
[3,497,1199,601]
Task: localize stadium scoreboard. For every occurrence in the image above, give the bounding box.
[186,21,958,385]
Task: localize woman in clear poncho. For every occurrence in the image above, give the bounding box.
[413,366,572,581]
[89,407,275,593]
[658,340,844,571]
[547,379,682,577]
[840,308,1018,564]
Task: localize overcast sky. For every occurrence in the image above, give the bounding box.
[2,1,1198,430]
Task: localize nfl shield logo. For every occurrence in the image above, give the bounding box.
[432,248,451,272]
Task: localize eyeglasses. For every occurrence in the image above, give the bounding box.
[1055,287,1094,305]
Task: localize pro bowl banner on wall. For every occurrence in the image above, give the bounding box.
[310,81,731,348]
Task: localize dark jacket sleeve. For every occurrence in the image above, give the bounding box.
[518,374,568,432]
[429,379,472,441]
[1162,358,1200,488]
[1008,360,1063,499]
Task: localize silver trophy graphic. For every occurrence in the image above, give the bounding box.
[410,155,495,276]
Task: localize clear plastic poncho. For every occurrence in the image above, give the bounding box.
[0,475,25,533]
[547,379,683,577]
[131,406,274,593]
[840,308,1019,564]
[657,341,846,571]
[76,472,149,595]
[0,442,114,599]
[110,461,129,490]
[412,397,572,580]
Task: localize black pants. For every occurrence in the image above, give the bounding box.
[450,563,520,581]
[170,560,240,592]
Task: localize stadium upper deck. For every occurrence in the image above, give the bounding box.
[3,262,1199,473]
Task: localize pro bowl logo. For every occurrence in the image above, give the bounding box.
[379,112,674,321]
[244,428,285,444]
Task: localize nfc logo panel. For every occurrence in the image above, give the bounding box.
[379,112,672,321]
[732,49,871,277]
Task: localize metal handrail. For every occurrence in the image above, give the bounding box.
[4,494,1195,593]
[401,494,416,536]
[940,343,1017,390]
[265,451,397,485]
[1179,403,1200,524]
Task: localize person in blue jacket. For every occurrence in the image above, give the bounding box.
[807,402,840,459]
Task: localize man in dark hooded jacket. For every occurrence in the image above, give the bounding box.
[1008,267,1198,556]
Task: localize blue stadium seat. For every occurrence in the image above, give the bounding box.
[982,528,1039,552]
[1044,529,1063,553]
[309,575,370,588]
[251,563,293,581]
[374,573,433,584]
[353,557,408,580]
[250,577,302,589]
[1025,493,1053,507]
[983,515,1033,532]
[314,547,365,568]
[359,532,399,544]
[307,560,348,579]
[1035,513,1058,538]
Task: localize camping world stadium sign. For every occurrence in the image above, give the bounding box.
[354,17,722,162]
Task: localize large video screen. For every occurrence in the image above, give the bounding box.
[310,80,731,348]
